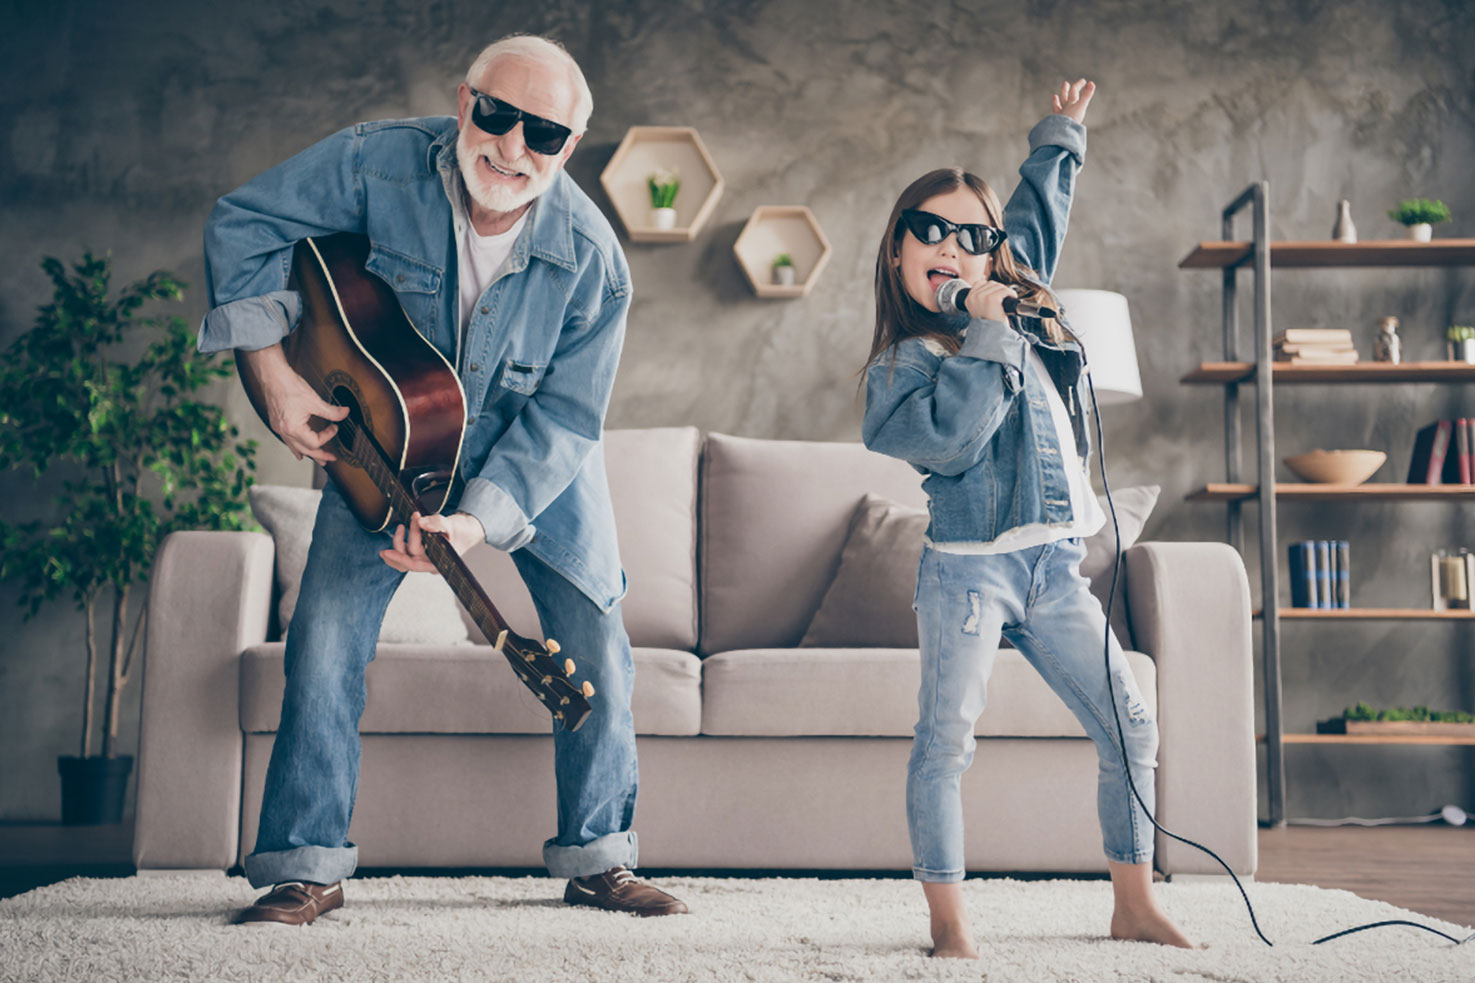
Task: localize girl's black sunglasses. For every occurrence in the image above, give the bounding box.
[468,89,573,156]
[900,209,1007,256]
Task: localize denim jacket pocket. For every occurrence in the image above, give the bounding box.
[497,358,549,396]
[364,244,442,342]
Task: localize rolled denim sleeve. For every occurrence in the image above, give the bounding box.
[1001,114,1086,285]
[197,124,367,353]
[862,323,1027,477]
[459,272,630,552]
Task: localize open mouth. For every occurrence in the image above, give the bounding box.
[926,266,960,290]
[480,155,527,182]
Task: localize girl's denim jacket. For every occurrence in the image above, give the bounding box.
[862,114,1090,547]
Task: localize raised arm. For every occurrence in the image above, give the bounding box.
[1001,80,1095,285]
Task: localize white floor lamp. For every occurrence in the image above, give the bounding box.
[1053,289,1142,406]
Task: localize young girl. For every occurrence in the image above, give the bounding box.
[861,80,1195,958]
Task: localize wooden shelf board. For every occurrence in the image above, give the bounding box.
[1187,483,1475,502]
[1180,239,1475,269]
[1253,608,1475,620]
[1259,734,1475,746]
[1182,361,1475,385]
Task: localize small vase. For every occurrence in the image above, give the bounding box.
[1331,199,1356,242]
[650,207,677,230]
[772,265,796,286]
[58,755,133,824]
[1451,339,1475,364]
[1408,223,1433,242]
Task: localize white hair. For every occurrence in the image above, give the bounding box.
[465,34,593,134]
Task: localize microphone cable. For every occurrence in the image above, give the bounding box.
[1065,320,1473,947]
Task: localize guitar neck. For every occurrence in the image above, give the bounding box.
[345,425,515,647]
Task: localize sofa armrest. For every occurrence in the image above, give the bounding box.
[133,530,274,870]
[1125,541,1257,876]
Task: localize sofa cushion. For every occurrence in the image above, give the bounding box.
[457,427,701,651]
[800,487,1161,649]
[699,433,926,655]
[248,484,470,646]
[240,644,702,736]
[699,647,1157,738]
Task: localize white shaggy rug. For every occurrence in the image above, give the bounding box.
[2,874,1472,982]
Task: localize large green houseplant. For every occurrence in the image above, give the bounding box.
[0,253,258,823]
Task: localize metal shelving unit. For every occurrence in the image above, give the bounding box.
[1180,182,1475,825]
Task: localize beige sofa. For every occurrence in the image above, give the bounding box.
[133,428,1257,877]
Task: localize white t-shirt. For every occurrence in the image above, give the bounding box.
[929,344,1105,554]
[456,209,529,339]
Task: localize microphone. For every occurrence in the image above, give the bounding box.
[935,278,1059,320]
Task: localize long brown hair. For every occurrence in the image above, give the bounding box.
[864,168,1064,372]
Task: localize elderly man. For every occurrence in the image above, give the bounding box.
[200,34,686,924]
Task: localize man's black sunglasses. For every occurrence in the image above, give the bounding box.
[900,209,1007,256]
[468,88,573,156]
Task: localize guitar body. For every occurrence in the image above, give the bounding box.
[237,233,467,531]
[233,233,594,729]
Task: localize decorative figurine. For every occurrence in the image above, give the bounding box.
[1372,316,1401,364]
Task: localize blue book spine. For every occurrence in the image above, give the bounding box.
[1288,542,1310,608]
[1315,540,1332,608]
[1337,540,1351,608]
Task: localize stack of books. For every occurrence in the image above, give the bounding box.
[1407,419,1475,484]
[1273,329,1358,365]
[1288,540,1350,608]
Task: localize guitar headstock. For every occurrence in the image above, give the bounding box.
[494,629,594,732]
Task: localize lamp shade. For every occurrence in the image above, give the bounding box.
[1053,289,1142,406]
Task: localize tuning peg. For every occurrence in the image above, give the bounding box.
[554,710,565,721]
[582,680,595,698]
[537,691,547,701]
[546,639,561,654]
[564,658,576,676]
[559,696,570,706]
[493,629,508,652]
[540,675,553,686]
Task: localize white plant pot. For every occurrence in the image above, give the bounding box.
[650,207,677,230]
[772,266,796,286]
[1448,339,1475,364]
[1408,223,1433,242]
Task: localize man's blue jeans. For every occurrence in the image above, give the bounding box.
[908,537,1159,882]
[243,482,639,888]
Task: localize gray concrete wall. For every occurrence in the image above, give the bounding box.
[2,0,1472,828]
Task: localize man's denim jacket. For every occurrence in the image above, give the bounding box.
[199,116,631,612]
[862,114,1090,547]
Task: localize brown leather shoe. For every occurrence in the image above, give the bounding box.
[563,866,688,916]
[234,881,344,926]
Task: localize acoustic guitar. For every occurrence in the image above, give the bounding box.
[236,232,593,731]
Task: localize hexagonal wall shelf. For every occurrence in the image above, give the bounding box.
[733,205,832,299]
[599,126,724,243]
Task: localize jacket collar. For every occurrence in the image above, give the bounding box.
[429,118,579,273]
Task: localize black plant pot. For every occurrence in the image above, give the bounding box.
[57,755,133,824]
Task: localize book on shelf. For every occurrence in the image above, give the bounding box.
[1273,350,1360,365]
[1288,540,1352,609]
[1406,419,1472,484]
[1336,540,1350,608]
[1276,342,1357,355]
[1315,540,1332,608]
[1274,329,1354,345]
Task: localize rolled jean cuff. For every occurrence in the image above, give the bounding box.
[1105,848,1154,865]
[542,830,638,879]
[912,866,965,884]
[244,843,358,889]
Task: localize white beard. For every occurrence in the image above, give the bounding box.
[456,126,556,215]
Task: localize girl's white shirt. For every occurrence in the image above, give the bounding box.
[923,336,1105,554]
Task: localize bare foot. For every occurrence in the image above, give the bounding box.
[929,923,981,959]
[1110,905,1196,948]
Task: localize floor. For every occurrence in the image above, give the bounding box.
[1,822,1471,928]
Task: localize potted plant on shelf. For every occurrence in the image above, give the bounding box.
[1447,325,1475,364]
[0,253,258,824]
[771,253,797,286]
[647,168,680,230]
[1318,702,1475,737]
[1387,198,1451,242]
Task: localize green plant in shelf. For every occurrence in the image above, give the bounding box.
[1446,325,1475,343]
[771,253,794,270]
[647,168,680,209]
[1387,198,1451,226]
[1342,702,1475,724]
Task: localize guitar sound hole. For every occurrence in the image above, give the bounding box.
[329,384,368,465]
